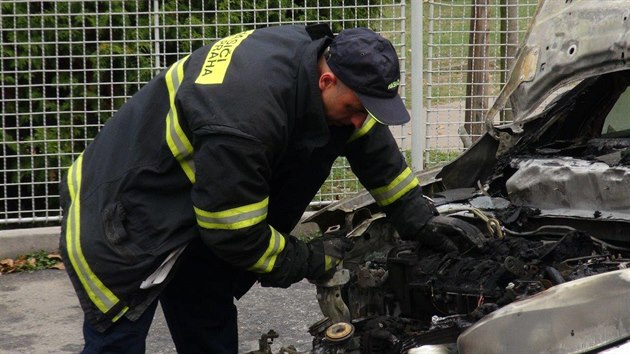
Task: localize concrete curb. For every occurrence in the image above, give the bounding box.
[0,226,60,259]
[0,213,320,259]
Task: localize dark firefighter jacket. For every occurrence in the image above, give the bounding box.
[59,24,438,332]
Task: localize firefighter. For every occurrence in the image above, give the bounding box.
[60,24,458,353]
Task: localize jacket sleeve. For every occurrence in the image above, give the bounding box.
[190,131,310,288]
[344,116,438,239]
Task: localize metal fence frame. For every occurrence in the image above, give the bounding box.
[416,0,539,170]
[1,1,541,227]
[1,0,408,226]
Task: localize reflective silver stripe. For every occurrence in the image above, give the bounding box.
[165,55,195,183]
[248,226,286,273]
[370,167,419,207]
[194,197,268,230]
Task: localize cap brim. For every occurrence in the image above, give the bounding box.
[356,93,410,126]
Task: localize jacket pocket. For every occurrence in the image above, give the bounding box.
[102,202,140,263]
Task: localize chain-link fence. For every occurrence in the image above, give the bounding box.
[0,0,408,226]
[422,0,539,167]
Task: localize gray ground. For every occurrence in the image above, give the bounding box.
[0,269,322,354]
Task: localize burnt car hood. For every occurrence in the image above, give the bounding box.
[458,268,630,353]
[488,0,630,123]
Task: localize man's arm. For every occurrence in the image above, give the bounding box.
[190,132,350,288]
[345,118,482,252]
[343,116,437,239]
[189,133,305,286]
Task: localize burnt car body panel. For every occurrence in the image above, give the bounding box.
[458,268,630,354]
[488,0,630,123]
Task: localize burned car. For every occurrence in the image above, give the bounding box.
[253,1,630,353]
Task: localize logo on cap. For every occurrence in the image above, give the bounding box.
[387,79,400,90]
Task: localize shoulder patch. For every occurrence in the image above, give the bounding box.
[195,30,255,85]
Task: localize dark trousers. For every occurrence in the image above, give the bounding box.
[82,239,240,354]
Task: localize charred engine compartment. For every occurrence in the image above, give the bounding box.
[306,206,630,354]
[301,73,630,354]
[306,139,630,353]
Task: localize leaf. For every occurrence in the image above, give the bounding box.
[0,258,17,274]
[50,262,65,270]
[47,253,62,260]
[0,258,14,268]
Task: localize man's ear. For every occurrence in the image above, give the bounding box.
[318,72,337,91]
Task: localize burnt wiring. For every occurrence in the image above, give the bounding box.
[439,206,504,239]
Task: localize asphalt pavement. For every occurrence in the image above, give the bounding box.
[0,269,322,354]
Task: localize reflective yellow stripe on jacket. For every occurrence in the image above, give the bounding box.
[195,197,285,273]
[369,167,419,207]
[165,55,195,183]
[65,154,128,320]
[194,197,269,230]
[324,255,335,271]
[348,114,377,143]
[247,226,286,273]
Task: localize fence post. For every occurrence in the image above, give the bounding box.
[465,0,490,142]
[411,0,425,172]
[500,0,519,123]
[153,0,161,73]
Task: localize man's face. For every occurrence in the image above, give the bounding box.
[319,73,369,129]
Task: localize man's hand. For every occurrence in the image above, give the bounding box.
[418,215,486,253]
[306,235,354,281]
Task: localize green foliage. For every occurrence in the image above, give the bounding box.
[425,150,461,168]
[0,0,382,220]
[0,250,63,274]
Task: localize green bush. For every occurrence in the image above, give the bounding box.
[0,0,382,224]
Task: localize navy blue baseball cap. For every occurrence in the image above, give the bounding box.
[326,28,410,126]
